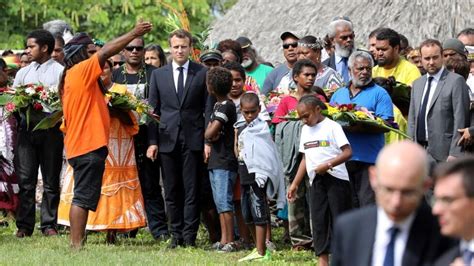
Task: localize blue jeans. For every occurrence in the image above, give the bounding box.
[209,169,236,213]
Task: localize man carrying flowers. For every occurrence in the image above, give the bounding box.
[12,29,64,238]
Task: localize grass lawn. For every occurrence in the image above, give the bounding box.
[0,217,316,265]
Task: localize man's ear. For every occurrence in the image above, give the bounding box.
[368,165,378,190]
[41,45,49,54]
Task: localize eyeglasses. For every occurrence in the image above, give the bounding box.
[125,46,144,52]
[339,34,354,41]
[283,42,298,49]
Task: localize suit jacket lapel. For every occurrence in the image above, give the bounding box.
[427,69,447,113]
[415,75,427,116]
[165,65,180,105]
[402,204,429,266]
[180,62,195,106]
[359,207,377,266]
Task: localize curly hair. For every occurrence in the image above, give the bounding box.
[206,66,233,97]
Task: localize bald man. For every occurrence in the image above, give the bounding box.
[331,141,456,266]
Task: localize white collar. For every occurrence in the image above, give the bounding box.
[377,207,416,234]
[427,66,444,82]
[461,239,474,252]
[172,60,189,71]
[30,58,55,70]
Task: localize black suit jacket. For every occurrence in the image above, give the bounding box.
[331,203,456,266]
[434,246,461,266]
[148,61,208,153]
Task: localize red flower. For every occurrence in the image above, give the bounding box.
[0,87,6,93]
[35,85,44,92]
[33,102,43,111]
[5,102,15,112]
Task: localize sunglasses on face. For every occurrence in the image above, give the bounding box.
[113,61,124,66]
[283,42,298,49]
[125,46,144,52]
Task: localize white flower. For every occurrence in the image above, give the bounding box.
[48,85,58,93]
[25,87,36,95]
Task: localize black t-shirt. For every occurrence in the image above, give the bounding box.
[236,124,255,185]
[111,63,156,100]
[208,100,238,171]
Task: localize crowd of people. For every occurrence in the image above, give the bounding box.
[0,16,474,264]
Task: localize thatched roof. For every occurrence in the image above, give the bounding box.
[208,0,473,64]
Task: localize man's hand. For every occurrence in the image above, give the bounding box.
[204,144,211,163]
[457,128,472,146]
[287,184,298,203]
[146,145,158,161]
[132,21,153,37]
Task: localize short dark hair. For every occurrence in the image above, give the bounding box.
[240,92,259,108]
[217,39,243,63]
[206,66,233,97]
[223,61,245,80]
[298,94,326,110]
[419,39,443,55]
[445,57,470,80]
[293,59,317,78]
[368,27,383,39]
[457,28,474,38]
[54,33,65,47]
[1,50,14,56]
[376,28,401,48]
[27,29,55,54]
[168,29,192,46]
[434,157,474,197]
[399,34,409,50]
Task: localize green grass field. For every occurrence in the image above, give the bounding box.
[0,217,316,265]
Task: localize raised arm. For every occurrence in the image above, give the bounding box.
[97,21,152,67]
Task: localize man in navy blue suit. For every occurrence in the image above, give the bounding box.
[147,29,208,248]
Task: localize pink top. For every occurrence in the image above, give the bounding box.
[271,93,326,124]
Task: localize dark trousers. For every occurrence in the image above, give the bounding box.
[310,173,352,256]
[134,127,168,238]
[14,127,63,233]
[346,161,375,208]
[159,130,201,242]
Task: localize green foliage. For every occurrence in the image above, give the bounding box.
[0,0,218,49]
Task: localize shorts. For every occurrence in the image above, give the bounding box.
[68,146,108,211]
[209,169,237,213]
[241,182,270,225]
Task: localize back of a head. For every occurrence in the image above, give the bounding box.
[207,66,232,97]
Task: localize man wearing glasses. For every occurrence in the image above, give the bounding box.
[111,37,169,241]
[433,157,474,266]
[331,141,455,266]
[262,32,299,95]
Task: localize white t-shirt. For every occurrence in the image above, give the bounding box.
[299,118,350,184]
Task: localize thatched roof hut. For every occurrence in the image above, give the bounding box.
[208,0,473,64]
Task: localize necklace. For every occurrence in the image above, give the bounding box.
[121,63,148,99]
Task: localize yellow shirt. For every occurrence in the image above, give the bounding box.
[385,105,407,144]
[373,58,420,86]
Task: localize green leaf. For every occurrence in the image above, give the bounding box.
[0,94,13,105]
[33,110,64,131]
[26,106,31,130]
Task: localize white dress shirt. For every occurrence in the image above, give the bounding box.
[460,239,474,265]
[420,67,444,139]
[172,60,189,92]
[372,208,416,266]
[13,58,64,88]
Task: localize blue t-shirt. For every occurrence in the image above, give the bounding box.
[330,82,393,163]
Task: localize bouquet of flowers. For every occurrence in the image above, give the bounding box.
[0,84,60,129]
[263,90,284,114]
[33,84,159,131]
[322,103,409,138]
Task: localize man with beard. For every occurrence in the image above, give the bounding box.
[262,32,299,95]
[111,37,169,241]
[330,51,394,208]
[372,28,420,86]
[408,39,469,167]
[323,17,355,85]
[236,36,273,94]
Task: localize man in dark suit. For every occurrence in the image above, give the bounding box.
[332,141,455,266]
[147,29,208,248]
[407,39,470,166]
[322,17,355,84]
[433,158,474,266]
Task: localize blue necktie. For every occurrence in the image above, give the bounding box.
[340,57,350,84]
[416,76,434,142]
[383,227,400,266]
[463,249,473,266]
[177,66,184,101]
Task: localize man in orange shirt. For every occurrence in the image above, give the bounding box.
[59,21,152,249]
